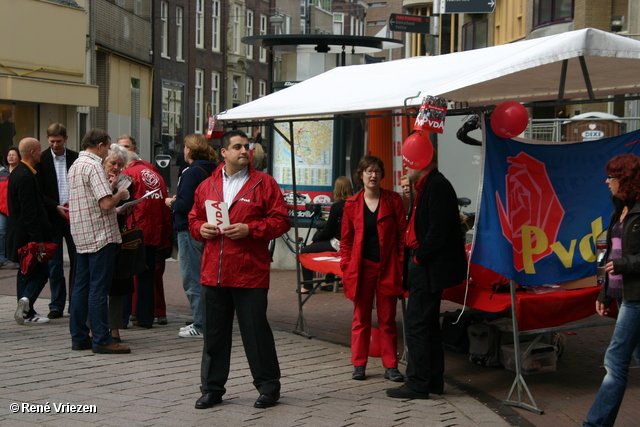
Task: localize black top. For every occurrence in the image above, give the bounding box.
[362,200,380,262]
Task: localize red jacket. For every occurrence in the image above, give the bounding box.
[123,160,171,246]
[340,188,406,301]
[188,163,290,288]
[0,170,9,216]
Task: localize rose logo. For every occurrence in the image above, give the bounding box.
[141,169,160,190]
[495,152,564,272]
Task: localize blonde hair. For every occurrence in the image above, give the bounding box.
[252,142,267,170]
[333,176,354,203]
[184,133,217,162]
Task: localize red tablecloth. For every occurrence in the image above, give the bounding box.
[298,251,343,276]
[443,283,605,331]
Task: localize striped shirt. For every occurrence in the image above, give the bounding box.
[54,149,69,205]
[222,165,249,203]
[68,151,121,253]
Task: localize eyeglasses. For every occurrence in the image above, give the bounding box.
[364,170,383,176]
[607,175,619,179]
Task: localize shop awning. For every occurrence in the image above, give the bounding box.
[0,75,99,107]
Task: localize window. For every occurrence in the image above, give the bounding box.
[196,0,205,49]
[495,0,526,44]
[259,14,267,62]
[462,20,488,50]
[212,0,220,52]
[160,2,169,58]
[162,81,184,155]
[130,78,140,142]
[259,80,267,97]
[232,76,241,101]
[245,78,253,103]
[176,6,184,60]
[533,0,573,29]
[333,13,344,35]
[245,10,254,59]
[195,69,204,133]
[134,0,142,15]
[211,72,220,115]
[233,5,241,54]
[368,2,387,7]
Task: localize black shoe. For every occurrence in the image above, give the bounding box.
[195,393,222,409]
[132,321,153,329]
[71,338,93,351]
[319,284,334,291]
[254,392,280,408]
[352,366,366,380]
[384,368,405,382]
[47,310,63,319]
[92,342,131,354]
[386,385,429,400]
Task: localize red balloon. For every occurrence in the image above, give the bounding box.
[402,132,433,169]
[491,101,529,138]
[369,327,381,357]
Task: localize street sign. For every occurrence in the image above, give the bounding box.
[438,0,496,14]
[389,14,430,34]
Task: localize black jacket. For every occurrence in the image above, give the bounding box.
[313,199,345,242]
[411,169,467,291]
[7,162,52,262]
[35,147,78,228]
[600,196,640,305]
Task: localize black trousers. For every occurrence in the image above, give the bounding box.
[404,261,445,394]
[200,285,281,397]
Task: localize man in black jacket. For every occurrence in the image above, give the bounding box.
[36,124,78,319]
[8,137,53,324]
[387,153,467,400]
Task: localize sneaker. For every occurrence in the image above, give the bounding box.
[10,263,20,269]
[15,297,29,325]
[352,366,366,380]
[178,325,203,338]
[92,342,131,354]
[180,323,194,332]
[154,316,168,325]
[384,368,405,382]
[25,313,50,324]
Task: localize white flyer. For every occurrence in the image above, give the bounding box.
[205,200,230,229]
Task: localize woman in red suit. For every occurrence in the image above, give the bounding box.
[340,155,407,382]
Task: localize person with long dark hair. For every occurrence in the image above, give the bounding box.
[584,153,640,426]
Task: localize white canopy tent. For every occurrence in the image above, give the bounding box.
[218,28,640,414]
[218,27,640,122]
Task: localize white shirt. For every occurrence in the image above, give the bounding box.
[222,165,249,204]
[54,149,69,205]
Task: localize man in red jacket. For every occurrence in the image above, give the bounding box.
[189,130,290,410]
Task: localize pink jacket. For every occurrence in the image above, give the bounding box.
[340,188,406,301]
[188,163,290,288]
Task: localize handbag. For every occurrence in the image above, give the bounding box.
[114,225,147,280]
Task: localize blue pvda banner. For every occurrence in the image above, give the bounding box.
[470,121,640,286]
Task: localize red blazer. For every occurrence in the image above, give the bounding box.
[340,188,406,301]
[188,163,290,288]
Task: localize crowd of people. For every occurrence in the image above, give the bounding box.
[5,123,637,424]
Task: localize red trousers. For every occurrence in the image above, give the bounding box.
[351,259,399,368]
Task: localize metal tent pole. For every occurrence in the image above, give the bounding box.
[501,279,543,414]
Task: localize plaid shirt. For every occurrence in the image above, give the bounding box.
[68,151,121,253]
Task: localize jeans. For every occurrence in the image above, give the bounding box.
[0,212,7,263]
[48,223,77,313]
[69,243,116,348]
[17,261,50,318]
[584,300,640,427]
[177,230,204,332]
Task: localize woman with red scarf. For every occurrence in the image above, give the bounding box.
[340,155,407,382]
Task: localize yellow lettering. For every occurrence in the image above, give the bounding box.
[550,240,577,268]
[579,217,603,263]
[521,225,549,274]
